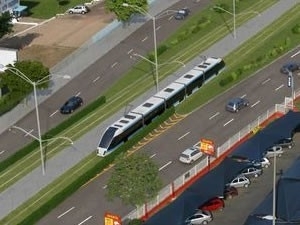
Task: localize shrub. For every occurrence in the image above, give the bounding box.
[219,75,234,87]
[128,218,143,225]
[291,24,300,34]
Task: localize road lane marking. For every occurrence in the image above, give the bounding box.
[127,49,133,54]
[141,36,148,42]
[159,161,172,171]
[0,150,5,155]
[111,62,118,68]
[24,129,33,137]
[150,153,156,158]
[275,84,284,91]
[209,112,220,120]
[57,206,75,219]
[251,100,260,108]
[240,94,247,98]
[93,76,100,83]
[178,132,190,140]
[156,26,161,30]
[168,16,173,21]
[76,92,81,96]
[262,78,271,85]
[291,50,300,58]
[50,110,58,117]
[223,119,234,127]
[78,216,93,225]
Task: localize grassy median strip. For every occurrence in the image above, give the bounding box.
[0,0,278,193]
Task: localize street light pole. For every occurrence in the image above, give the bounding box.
[288,71,294,109]
[233,0,236,39]
[272,147,277,225]
[130,53,185,68]
[122,3,159,92]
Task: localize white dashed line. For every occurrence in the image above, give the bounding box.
[141,36,148,42]
[24,129,33,137]
[76,92,81,96]
[240,94,247,98]
[291,50,300,58]
[0,150,5,155]
[275,84,284,91]
[262,78,271,85]
[168,16,173,21]
[156,26,161,30]
[57,207,75,219]
[223,119,234,127]
[251,100,260,108]
[111,62,118,68]
[127,49,134,54]
[50,110,58,117]
[78,216,93,225]
[93,76,100,83]
[159,161,172,171]
[150,153,156,158]
[178,132,190,140]
[209,112,220,120]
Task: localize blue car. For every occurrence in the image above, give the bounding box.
[226,97,249,113]
[280,62,300,74]
[60,96,83,114]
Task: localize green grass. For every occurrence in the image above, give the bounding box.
[0,0,279,194]
[20,0,88,18]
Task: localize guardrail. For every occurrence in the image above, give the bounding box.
[124,89,299,221]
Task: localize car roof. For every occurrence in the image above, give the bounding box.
[182,147,198,155]
[229,97,242,103]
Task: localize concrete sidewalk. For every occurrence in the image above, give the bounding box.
[0,0,298,221]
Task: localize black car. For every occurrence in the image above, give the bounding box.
[60,96,83,114]
[174,8,190,20]
[275,138,295,149]
[280,62,300,74]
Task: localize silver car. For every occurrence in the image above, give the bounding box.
[179,147,203,164]
[240,166,263,178]
[265,146,284,158]
[68,5,90,14]
[185,210,212,225]
[227,175,250,188]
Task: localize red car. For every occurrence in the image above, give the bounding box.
[224,186,238,199]
[200,197,225,211]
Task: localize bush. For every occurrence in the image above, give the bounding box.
[219,75,234,87]
[128,218,143,225]
[292,24,300,34]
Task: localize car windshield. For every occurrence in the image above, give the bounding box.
[180,153,189,159]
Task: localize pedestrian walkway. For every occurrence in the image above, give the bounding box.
[0,0,298,221]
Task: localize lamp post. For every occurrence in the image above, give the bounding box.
[10,125,73,145]
[130,52,185,68]
[0,65,70,175]
[122,3,159,92]
[288,71,294,109]
[272,146,277,225]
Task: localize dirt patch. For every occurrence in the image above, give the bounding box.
[0,2,115,69]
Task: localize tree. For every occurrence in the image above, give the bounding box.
[0,60,50,96]
[0,11,13,38]
[106,152,162,206]
[105,0,148,22]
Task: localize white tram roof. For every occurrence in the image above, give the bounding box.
[193,57,222,72]
[112,112,142,130]
[131,96,165,116]
[154,82,185,100]
[174,69,204,86]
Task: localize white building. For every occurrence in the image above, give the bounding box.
[0,0,27,17]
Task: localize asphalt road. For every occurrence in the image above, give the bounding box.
[36,47,300,225]
[0,0,211,161]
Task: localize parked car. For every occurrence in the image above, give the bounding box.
[253,157,271,168]
[179,147,203,164]
[199,197,225,211]
[68,5,90,14]
[185,210,213,225]
[174,7,190,20]
[226,175,250,188]
[223,186,238,199]
[280,62,300,74]
[265,146,284,158]
[60,96,83,114]
[226,97,250,113]
[240,166,263,178]
[274,138,295,149]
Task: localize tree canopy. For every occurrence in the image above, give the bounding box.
[0,11,13,38]
[105,0,148,22]
[106,152,162,206]
[0,60,50,95]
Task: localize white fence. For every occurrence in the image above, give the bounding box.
[124,89,300,221]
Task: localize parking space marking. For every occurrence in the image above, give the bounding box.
[111,62,118,68]
[141,36,148,42]
[178,132,190,140]
[262,78,271,85]
[78,216,92,225]
[24,129,34,137]
[240,94,247,98]
[209,112,220,120]
[223,119,234,127]
[127,49,134,54]
[251,100,260,108]
[102,185,107,189]
[150,153,156,158]
[291,50,300,58]
[57,206,75,219]
[159,161,172,171]
[168,16,173,21]
[50,110,58,117]
[156,26,161,31]
[275,84,284,91]
[0,150,5,155]
[75,92,81,97]
[93,76,100,83]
